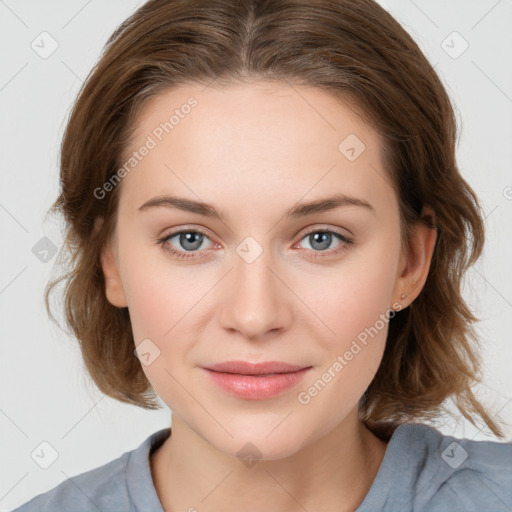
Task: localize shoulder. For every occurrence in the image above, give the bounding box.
[10,428,170,512]
[415,424,512,511]
[359,422,512,512]
[10,453,131,512]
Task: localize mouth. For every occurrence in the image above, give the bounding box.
[201,360,312,400]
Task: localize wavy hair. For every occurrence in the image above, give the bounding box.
[45,0,505,439]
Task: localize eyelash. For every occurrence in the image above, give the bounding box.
[156,227,354,261]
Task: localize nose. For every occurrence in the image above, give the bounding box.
[218,246,293,340]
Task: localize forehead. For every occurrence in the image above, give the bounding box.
[117,80,395,218]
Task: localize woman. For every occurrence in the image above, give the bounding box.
[13,0,512,510]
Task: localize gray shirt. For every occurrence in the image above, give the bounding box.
[11,423,512,511]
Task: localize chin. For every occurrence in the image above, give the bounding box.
[202,424,307,463]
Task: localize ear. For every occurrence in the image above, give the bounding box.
[392,205,437,309]
[97,218,128,308]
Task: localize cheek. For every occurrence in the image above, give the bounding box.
[118,244,210,388]
[295,268,396,429]
[124,274,177,343]
[299,233,400,400]
[122,264,196,399]
[118,233,198,341]
[305,239,399,348]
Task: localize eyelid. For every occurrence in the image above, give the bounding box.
[292,226,354,258]
[158,225,215,242]
[157,224,354,260]
[158,226,218,248]
[155,225,219,261]
[296,224,353,240]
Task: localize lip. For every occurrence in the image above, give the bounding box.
[204,360,309,375]
[201,360,312,400]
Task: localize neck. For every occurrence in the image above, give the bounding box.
[150,409,388,512]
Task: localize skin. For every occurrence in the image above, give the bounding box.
[100,80,436,512]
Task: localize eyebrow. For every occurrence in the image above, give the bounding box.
[138,193,375,219]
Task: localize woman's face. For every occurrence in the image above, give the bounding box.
[101,80,411,459]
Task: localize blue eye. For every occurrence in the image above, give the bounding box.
[295,229,354,259]
[157,229,214,259]
[299,230,350,251]
[156,227,354,260]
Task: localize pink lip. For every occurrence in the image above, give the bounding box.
[201,360,312,400]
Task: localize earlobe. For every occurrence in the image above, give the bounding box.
[393,206,437,309]
[100,240,128,308]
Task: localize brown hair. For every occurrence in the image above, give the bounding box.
[45,0,506,439]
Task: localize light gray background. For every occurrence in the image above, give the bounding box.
[1,0,511,509]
